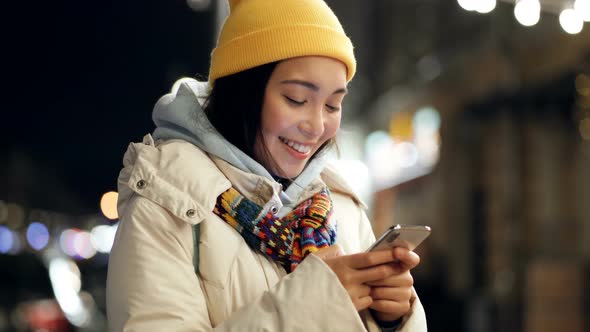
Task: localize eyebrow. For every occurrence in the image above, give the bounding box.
[280,79,348,95]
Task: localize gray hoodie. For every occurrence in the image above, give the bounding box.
[151,78,329,216]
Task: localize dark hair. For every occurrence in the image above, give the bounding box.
[204,62,278,159]
[203,62,338,177]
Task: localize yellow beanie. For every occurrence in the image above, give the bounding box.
[209,0,356,84]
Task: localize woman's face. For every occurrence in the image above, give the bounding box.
[255,56,348,178]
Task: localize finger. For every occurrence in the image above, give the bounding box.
[393,247,420,270]
[369,299,411,317]
[354,296,373,311]
[369,286,412,301]
[346,250,397,269]
[354,263,397,284]
[354,284,371,298]
[365,271,413,288]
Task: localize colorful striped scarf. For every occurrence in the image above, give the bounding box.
[213,187,337,272]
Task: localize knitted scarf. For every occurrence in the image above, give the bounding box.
[213,187,337,272]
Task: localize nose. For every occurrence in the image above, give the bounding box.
[298,108,325,138]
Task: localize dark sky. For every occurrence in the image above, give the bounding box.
[2,1,214,214]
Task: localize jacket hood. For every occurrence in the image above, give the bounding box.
[151,77,329,208]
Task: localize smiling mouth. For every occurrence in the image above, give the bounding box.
[279,137,312,154]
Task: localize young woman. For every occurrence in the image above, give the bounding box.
[106,0,427,331]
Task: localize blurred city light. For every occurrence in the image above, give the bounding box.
[389,111,414,141]
[417,55,442,82]
[560,8,584,34]
[392,142,419,168]
[575,0,590,21]
[26,222,50,251]
[100,191,119,220]
[0,226,14,254]
[458,0,478,11]
[60,229,79,257]
[0,226,23,255]
[90,224,118,254]
[477,0,497,13]
[458,0,496,13]
[74,231,97,259]
[48,258,89,327]
[413,106,442,137]
[514,0,541,27]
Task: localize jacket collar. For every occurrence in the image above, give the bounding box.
[117,134,366,226]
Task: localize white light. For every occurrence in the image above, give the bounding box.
[514,0,541,27]
[90,224,118,254]
[392,142,419,168]
[575,0,590,22]
[458,0,478,11]
[413,106,441,137]
[560,8,584,34]
[60,229,79,257]
[48,258,89,327]
[477,0,496,13]
[73,231,97,259]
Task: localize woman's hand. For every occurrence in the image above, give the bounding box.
[312,245,400,311]
[367,247,420,323]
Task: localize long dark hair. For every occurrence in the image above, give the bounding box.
[203,61,337,177]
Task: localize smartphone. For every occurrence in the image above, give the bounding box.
[366,224,431,252]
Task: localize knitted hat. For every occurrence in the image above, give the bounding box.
[208,0,356,84]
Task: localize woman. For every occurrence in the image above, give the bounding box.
[106,0,427,331]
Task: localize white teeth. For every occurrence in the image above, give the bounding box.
[280,137,312,154]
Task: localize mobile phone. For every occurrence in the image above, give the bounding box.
[366,224,431,252]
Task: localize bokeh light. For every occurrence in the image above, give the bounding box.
[413,106,442,137]
[0,226,14,254]
[392,142,419,168]
[26,222,50,251]
[90,224,118,254]
[575,0,590,21]
[514,0,541,27]
[559,8,584,34]
[477,0,496,14]
[458,0,496,14]
[48,258,89,327]
[73,231,97,259]
[100,191,119,220]
[458,0,478,11]
[60,229,80,258]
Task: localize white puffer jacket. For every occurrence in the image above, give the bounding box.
[106,134,427,331]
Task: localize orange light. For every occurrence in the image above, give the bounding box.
[100,191,119,220]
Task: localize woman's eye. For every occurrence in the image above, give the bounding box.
[325,104,341,112]
[284,96,306,106]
